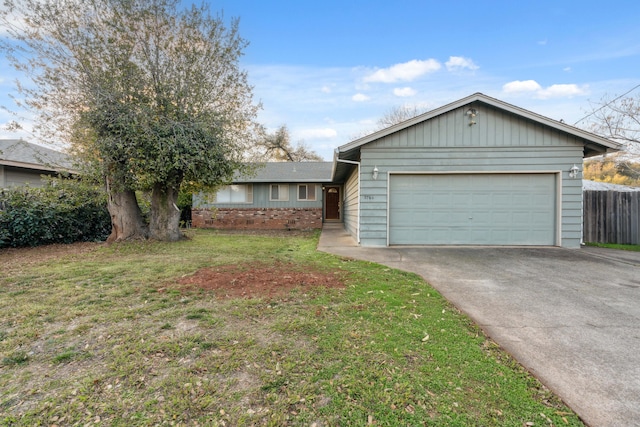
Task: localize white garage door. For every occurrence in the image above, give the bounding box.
[389,174,557,245]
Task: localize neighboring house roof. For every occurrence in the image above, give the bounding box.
[332,93,622,182]
[0,139,75,172]
[583,180,640,192]
[233,161,334,183]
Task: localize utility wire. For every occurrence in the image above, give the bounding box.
[573,83,640,125]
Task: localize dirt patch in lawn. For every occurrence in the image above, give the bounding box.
[172,262,346,299]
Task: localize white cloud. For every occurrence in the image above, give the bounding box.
[538,39,548,46]
[563,67,572,72]
[393,87,416,97]
[502,80,589,99]
[502,80,542,93]
[352,93,370,102]
[321,85,332,93]
[363,59,441,83]
[445,56,479,72]
[537,84,589,99]
[297,128,338,140]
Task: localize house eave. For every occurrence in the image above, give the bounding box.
[233,178,333,184]
[0,159,74,173]
[335,92,622,159]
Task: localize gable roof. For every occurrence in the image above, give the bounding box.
[337,92,621,161]
[233,161,333,183]
[0,139,75,172]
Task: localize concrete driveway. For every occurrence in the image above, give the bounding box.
[318,226,640,427]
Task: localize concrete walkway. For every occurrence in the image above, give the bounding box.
[317,223,640,427]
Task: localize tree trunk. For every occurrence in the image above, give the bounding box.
[105,175,148,243]
[149,181,183,241]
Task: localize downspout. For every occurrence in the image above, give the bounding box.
[336,158,361,243]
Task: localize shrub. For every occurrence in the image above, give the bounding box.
[0,177,111,248]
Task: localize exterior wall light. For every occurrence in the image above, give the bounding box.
[466,108,477,126]
[569,164,580,179]
[372,166,379,180]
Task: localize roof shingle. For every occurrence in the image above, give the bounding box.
[0,139,75,171]
[234,162,333,183]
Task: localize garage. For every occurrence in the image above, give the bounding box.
[389,173,557,245]
[332,93,621,248]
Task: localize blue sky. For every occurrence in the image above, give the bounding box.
[2,0,640,160]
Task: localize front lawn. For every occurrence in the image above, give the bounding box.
[0,230,582,426]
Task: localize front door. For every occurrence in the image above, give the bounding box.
[325,187,340,220]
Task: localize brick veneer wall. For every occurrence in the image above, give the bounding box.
[192,208,323,230]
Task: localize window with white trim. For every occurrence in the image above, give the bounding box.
[297,184,316,201]
[270,184,289,201]
[215,184,253,203]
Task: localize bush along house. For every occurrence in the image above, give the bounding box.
[192,93,621,248]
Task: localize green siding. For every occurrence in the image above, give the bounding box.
[357,105,585,248]
[367,105,586,149]
[342,167,359,241]
[194,183,323,209]
[2,165,51,188]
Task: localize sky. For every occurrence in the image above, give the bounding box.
[2,0,640,160]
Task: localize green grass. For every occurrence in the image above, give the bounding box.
[0,229,583,426]
[585,242,640,252]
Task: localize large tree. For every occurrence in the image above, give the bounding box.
[1,0,259,241]
[351,104,428,140]
[375,105,427,129]
[257,125,323,162]
[581,92,640,184]
[584,93,640,157]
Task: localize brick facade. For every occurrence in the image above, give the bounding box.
[192,207,323,230]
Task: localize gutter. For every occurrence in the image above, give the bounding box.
[0,159,76,174]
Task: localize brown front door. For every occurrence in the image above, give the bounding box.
[325,187,340,220]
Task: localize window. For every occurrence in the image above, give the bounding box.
[297,184,316,201]
[215,184,253,203]
[270,184,289,201]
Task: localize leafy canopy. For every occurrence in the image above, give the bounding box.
[1,0,260,191]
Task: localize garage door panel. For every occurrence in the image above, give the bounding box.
[472,210,494,225]
[492,212,511,224]
[430,193,451,205]
[491,194,511,205]
[533,194,553,205]
[511,211,532,223]
[451,193,471,205]
[531,213,553,225]
[430,211,451,224]
[389,174,556,245]
[472,193,493,206]
[449,229,470,242]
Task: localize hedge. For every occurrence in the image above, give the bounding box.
[0,179,111,248]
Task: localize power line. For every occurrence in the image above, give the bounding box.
[573,83,640,125]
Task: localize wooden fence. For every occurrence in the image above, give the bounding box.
[583,190,640,244]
